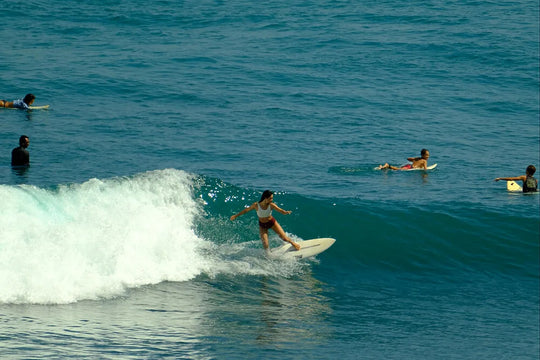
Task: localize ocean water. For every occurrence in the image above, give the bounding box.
[1,0,539,359]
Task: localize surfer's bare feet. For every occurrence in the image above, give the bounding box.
[292,242,301,251]
[379,163,389,169]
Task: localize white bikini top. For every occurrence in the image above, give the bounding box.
[256,203,272,218]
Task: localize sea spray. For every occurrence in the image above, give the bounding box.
[0,169,208,304]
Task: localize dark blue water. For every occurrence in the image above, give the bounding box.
[1,0,538,359]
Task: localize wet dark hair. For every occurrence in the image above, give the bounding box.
[259,190,273,202]
[23,94,35,105]
[19,135,29,146]
[421,149,429,157]
[526,165,536,176]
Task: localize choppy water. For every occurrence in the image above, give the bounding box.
[1,0,538,359]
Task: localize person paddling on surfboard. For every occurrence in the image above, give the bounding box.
[230,190,301,253]
[495,165,538,193]
[378,148,430,170]
[0,94,35,109]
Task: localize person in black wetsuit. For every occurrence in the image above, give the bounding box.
[11,135,30,166]
[495,165,538,193]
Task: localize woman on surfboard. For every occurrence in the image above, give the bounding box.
[230,190,301,253]
[0,94,35,109]
[378,149,430,170]
[495,165,538,193]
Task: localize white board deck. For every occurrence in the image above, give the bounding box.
[269,237,335,260]
[374,163,437,171]
[6,105,50,110]
[29,105,50,110]
[507,181,522,192]
[403,163,437,171]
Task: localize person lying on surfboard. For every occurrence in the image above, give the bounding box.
[495,165,538,193]
[378,149,430,170]
[0,94,35,109]
[230,190,301,253]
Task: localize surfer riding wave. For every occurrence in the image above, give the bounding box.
[230,190,301,253]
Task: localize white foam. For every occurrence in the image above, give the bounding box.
[0,169,211,304]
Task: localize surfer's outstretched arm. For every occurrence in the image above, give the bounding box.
[230,202,257,220]
[270,203,292,215]
[494,176,525,182]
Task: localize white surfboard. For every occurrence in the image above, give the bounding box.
[374,163,437,171]
[29,105,50,110]
[269,238,335,260]
[507,181,522,192]
[6,105,50,110]
[403,163,437,171]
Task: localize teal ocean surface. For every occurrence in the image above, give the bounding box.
[1,1,538,359]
